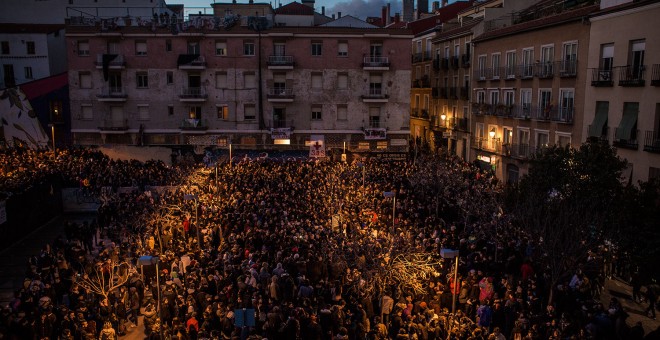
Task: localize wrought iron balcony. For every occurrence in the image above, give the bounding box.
[177,55,206,69]
[441,58,450,70]
[362,56,390,69]
[612,128,639,150]
[508,143,533,159]
[492,104,515,117]
[267,87,295,99]
[618,65,645,87]
[180,118,209,130]
[95,54,125,69]
[652,64,660,86]
[267,55,295,67]
[448,87,457,99]
[454,117,469,132]
[179,87,208,100]
[591,68,614,87]
[459,86,470,100]
[362,88,388,100]
[535,61,555,79]
[504,66,517,79]
[411,109,429,119]
[587,125,610,143]
[412,53,423,63]
[559,59,578,77]
[450,56,460,69]
[461,54,471,68]
[433,58,441,71]
[518,64,535,79]
[97,86,127,101]
[412,77,430,88]
[643,130,660,153]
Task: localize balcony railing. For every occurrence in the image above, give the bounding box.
[424,51,433,60]
[559,59,578,77]
[97,86,127,99]
[99,118,128,131]
[643,130,660,153]
[267,87,295,98]
[177,55,206,69]
[441,58,449,70]
[492,104,515,117]
[652,64,660,86]
[461,54,471,68]
[180,87,208,99]
[95,54,125,68]
[612,128,639,150]
[433,58,441,70]
[591,68,614,87]
[535,61,555,79]
[459,86,470,100]
[507,143,534,159]
[504,65,517,79]
[531,105,554,121]
[519,64,535,79]
[432,87,441,99]
[448,87,457,99]
[412,53,423,63]
[438,87,448,99]
[490,67,502,80]
[472,137,501,153]
[362,88,388,99]
[180,118,209,130]
[587,125,610,143]
[363,56,390,68]
[412,77,430,88]
[450,56,460,69]
[411,109,429,119]
[618,65,645,86]
[271,119,294,129]
[454,117,469,131]
[513,105,532,119]
[267,55,295,66]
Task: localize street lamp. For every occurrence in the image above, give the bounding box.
[489,127,496,139]
[183,194,202,249]
[440,248,460,315]
[138,256,162,340]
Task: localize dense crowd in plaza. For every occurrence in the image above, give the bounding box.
[0,146,658,340]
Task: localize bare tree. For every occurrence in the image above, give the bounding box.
[75,259,132,301]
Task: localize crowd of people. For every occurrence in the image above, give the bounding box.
[0,146,658,340]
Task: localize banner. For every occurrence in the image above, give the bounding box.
[0,200,6,224]
[363,128,386,140]
[271,128,291,139]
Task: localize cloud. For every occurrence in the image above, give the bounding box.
[326,0,402,20]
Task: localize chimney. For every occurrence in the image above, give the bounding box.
[386,3,391,25]
[332,14,335,19]
[322,6,325,15]
[432,1,439,12]
[381,6,387,26]
[395,12,400,23]
[338,12,341,18]
[442,0,448,7]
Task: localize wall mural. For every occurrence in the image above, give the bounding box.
[0,87,49,148]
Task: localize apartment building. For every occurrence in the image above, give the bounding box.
[470,0,596,182]
[66,3,412,151]
[583,0,660,183]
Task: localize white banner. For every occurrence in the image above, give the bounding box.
[363,128,387,140]
[0,200,6,225]
[271,128,291,139]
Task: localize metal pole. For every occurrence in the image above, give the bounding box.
[51,125,55,150]
[229,144,232,168]
[452,255,459,314]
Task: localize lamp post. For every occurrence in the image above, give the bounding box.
[184,194,201,249]
[48,123,55,150]
[440,248,460,315]
[138,256,162,340]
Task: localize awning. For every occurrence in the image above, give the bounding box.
[588,102,608,137]
[614,104,639,141]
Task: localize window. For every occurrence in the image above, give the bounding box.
[338,41,348,57]
[81,105,93,120]
[244,104,256,120]
[561,42,578,75]
[600,43,614,71]
[217,105,229,120]
[136,72,148,88]
[503,127,513,144]
[273,43,285,56]
[187,41,200,54]
[520,89,532,115]
[559,89,574,122]
[311,106,322,120]
[369,42,383,57]
[216,72,227,88]
[522,48,534,77]
[503,90,514,107]
[615,102,639,142]
[536,130,549,149]
[477,55,486,79]
[50,100,63,122]
[24,66,33,79]
[556,133,571,147]
[215,40,227,56]
[79,72,92,88]
[77,40,89,56]
[540,45,554,77]
[311,41,322,56]
[454,44,460,57]
[489,90,499,105]
[518,128,530,146]
[539,89,552,118]
[135,40,147,56]
[243,41,255,56]
[424,64,431,77]
[505,51,516,78]
[26,41,35,55]
[188,106,202,119]
[337,73,348,89]
[476,90,485,104]
[166,71,173,85]
[107,41,119,54]
[368,107,380,128]
[168,105,174,116]
[416,41,422,54]
[630,39,645,77]
[337,105,347,120]
[1,41,9,55]
[137,105,149,120]
[311,72,323,89]
[491,53,500,79]
[244,73,256,88]
[369,73,382,96]
[165,39,172,52]
[475,123,485,139]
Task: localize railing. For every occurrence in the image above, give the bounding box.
[448,87,457,99]
[363,56,390,67]
[363,88,388,99]
[97,86,127,98]
[271,119,294,129]
[535,61,554,79]
[559,59,578,77]
[508,143,533,159]
[472,137,501,153]
[441,58,449,70]
[461,54,471,68]
[613,128,639,150]
[618,65,646,86]
[652,64,660,86]
[180,118,209,130]
[267,55,295,66]
[438,87,448,99]
[99,119,128,131]
[490,67,502,80]
[412,53,423,63]
[476,69,487,81]
[180,87,208,98]
[433,58,440,70]
[531,106,554,121]
[553,107,574,123]
[513,105,532,119]
[432,87,441,99]
[459,87,470,100]
[519,64,535,79]
[95,54,125,67]
[178,55,206,68]
[504,65,517,79]
[412,77,430,88]
[643,130,660,153]
[424,51,433,60]
[454,117,469,131]
[492,105,515,117]
[267,88,294,98]
[450,56,460,69]
[587,125,610,143]
[410,109,429,119]
[591,68,614,87]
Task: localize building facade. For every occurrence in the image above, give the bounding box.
[583,0,660,183]
[470,0,596,182]
[66,9,412,152]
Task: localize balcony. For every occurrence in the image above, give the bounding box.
[475,69,487,82]
[489,67,502,80]
[507,143,533,159]
[97,86,127,101]
[448,87,457,99]
[587,125,610,143]
[412,53,423,63]
[411,109,429,119]
[552,107,574,123]
[98,119,128,132]
[267,87,295,102]
[95,54,125,69]
[618,65,645,87]
[461,54,471,68]
[177,55,206,70]
[431,87,441,99]
[504,66,517,80]
[559,59,578,78]
[180,118,209,132]
[459,86,470,100]
[513,105,532,119]
[179,87,208,102]
[363,56,390,70]
[492,104,515,117]
[472,137,501,153]
[433,58,440,71]
[519,64,535,79]
[361,88,388,102]
[652,64,660,86]
[613,128,639,150]
[424,51,433,61]
[267,55,295,69]
[437,87,448,99]
[450,56,460,69]
[412,77,430,88]
[591,68,614,87]
[454,117,469,132]
[271,119,294,129]
[531,105,553,121]
[643,130,660,153]
[535,61,555,79]
[441,58,449,70]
